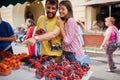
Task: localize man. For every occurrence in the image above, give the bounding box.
[0,13,16,54]
[23,0,63,63]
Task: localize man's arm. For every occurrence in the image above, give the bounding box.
[23,27,60,46]
[37,27,60,41]
[0,35,17,41]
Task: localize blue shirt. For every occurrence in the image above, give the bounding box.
[0,21,15,50]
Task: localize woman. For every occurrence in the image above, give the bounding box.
[57,0,83,62]
[100,17,118,72]
[25,18,40,56]
[77,19,86,46]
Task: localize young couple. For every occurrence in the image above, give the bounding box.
[23,0,83,63]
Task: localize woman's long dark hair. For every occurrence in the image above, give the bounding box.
[59,0,73,22]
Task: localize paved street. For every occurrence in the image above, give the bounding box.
[89,60,120,80]
[87,51,120,80]
[11,42,120,80]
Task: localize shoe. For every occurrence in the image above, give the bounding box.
[106,69,115,72]
[113,67,117,70]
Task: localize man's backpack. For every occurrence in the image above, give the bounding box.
[116,29,120,48]
[113,27,120,48]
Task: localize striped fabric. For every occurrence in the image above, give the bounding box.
[62,18,83,59]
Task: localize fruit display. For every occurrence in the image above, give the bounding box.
[22,55,53,69]
[0,50,13,61]
[1,52,28,70]
[15,52,28,62]
[0,52,28,76]
[35,66,46,79]
[0,52,91,79]
[35,59,90,80]
[0,56,3,62]
[20,54,91,79]
[1,57,21,70]
[0,63,12,76]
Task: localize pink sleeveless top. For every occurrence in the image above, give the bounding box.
[107,25,117,44]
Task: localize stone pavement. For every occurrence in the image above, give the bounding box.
[85,49,120,64]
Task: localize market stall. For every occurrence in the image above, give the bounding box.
[0,51,92,80]
[0,68,92,80]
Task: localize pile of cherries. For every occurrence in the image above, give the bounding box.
[35,59,90,80]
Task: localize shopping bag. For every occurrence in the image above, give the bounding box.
[77,54,90,65]
[35,42,40,56]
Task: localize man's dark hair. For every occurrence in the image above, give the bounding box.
[45,0,59,8]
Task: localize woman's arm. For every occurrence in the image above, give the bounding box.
[100,27,112,49]
[77,19,86,32]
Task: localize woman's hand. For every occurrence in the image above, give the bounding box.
[100,44,106,50]
[56,16,65,38]
[77,19,86,32]
[22,37,36,46]
[57,16,64,28]
[100,45,104,50]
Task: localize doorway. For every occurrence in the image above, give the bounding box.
[25,1,45,25]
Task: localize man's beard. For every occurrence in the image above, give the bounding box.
[47,12,56,19]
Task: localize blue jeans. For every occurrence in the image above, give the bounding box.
[63,51,76,62]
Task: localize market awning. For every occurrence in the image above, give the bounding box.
[0,0,43,7]
[81,0,120,6]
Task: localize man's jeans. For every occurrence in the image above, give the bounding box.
[63,51,76,62]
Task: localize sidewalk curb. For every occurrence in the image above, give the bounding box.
[85,50,120,64]
[84,49,120,55]
[90,57,120,64]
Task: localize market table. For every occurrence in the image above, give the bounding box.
[0,67,92,80]
[0,68,38,80]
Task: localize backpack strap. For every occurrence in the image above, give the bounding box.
[112,27,118,42]
[43,16,47,32]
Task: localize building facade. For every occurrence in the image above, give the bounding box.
[0,0,87,29]
[0,0,120,33]
[0,1,45,29]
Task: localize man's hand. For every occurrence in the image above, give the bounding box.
[22,37,36,46]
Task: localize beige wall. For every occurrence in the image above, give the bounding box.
[0,1,44,29]
[12,3,26,28]
[70,0,86,21]
[0,5,13,27]
[86,6,97,29]
[1,0,86,27]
